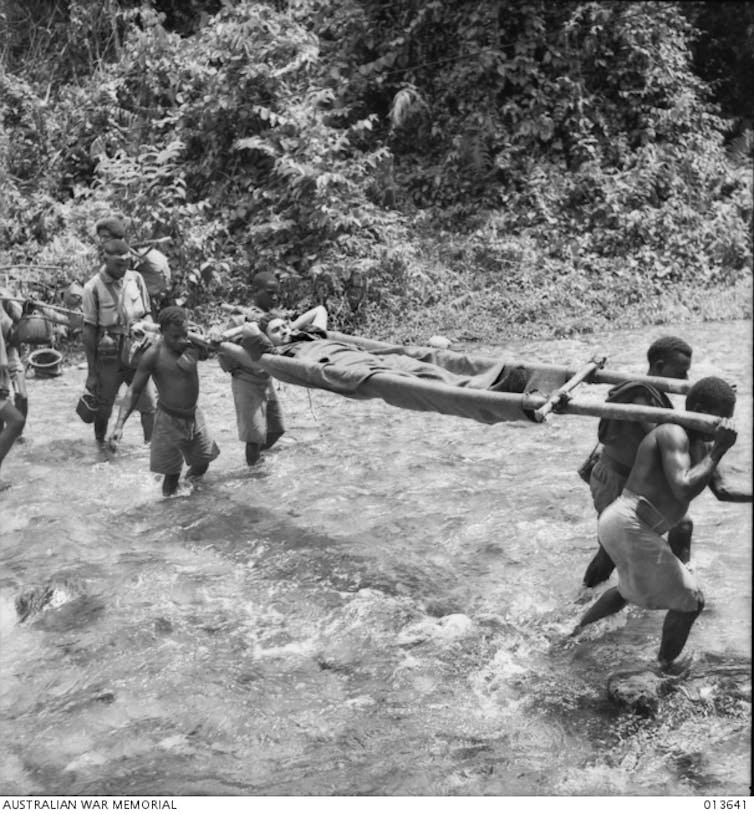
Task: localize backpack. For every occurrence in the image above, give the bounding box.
[134,248,171,299]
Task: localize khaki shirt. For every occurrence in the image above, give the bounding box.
[82,268,151,333]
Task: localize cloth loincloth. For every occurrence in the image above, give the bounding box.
[599,489,702,612]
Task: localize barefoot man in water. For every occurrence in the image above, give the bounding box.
[109,306,219,496]
[582,336,693,587]
[572,377,752,673]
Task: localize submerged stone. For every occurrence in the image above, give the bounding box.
[15,574,103,631]
[606,669,671,717]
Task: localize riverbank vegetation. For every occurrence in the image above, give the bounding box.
[1,0,752,342]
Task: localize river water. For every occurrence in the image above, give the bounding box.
[0,320,751,796]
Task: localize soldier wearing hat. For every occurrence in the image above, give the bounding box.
[95,217,171,314]
[81,238,156,446]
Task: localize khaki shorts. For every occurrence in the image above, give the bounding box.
[231,376,285,445]
[599,492,702,612]
[150,405,220,475]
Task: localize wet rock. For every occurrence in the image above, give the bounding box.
[15,575,86,622]
[63,751,108,773]
[606,669,672,717]
[15,584,55,622]
[15,575,103,631]
[33,595,105,632]
[425,597,463,618]
[428,335,451,349]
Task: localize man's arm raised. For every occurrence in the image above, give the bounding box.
[658,420,738,504]
[291,305,328,331]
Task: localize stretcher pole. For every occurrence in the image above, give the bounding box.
[532,356,606,422]
[556,399,721,435]
[588,368,690,394]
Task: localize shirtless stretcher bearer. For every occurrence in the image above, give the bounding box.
[109,307,219,497]
[582,336,693,587]
[573,377,752,673]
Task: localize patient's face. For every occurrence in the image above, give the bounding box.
[266,318,292,346]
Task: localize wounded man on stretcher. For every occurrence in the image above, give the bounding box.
[222,306,531,395]
[205,306,577,427]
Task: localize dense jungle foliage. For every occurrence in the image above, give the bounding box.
[1,0,752,341]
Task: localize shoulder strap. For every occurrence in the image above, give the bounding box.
[94,274,128,325]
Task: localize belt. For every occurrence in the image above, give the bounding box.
[157,399,196,420]
[622,488,671,534]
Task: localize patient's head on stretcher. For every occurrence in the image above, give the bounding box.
[261,316,292,346]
